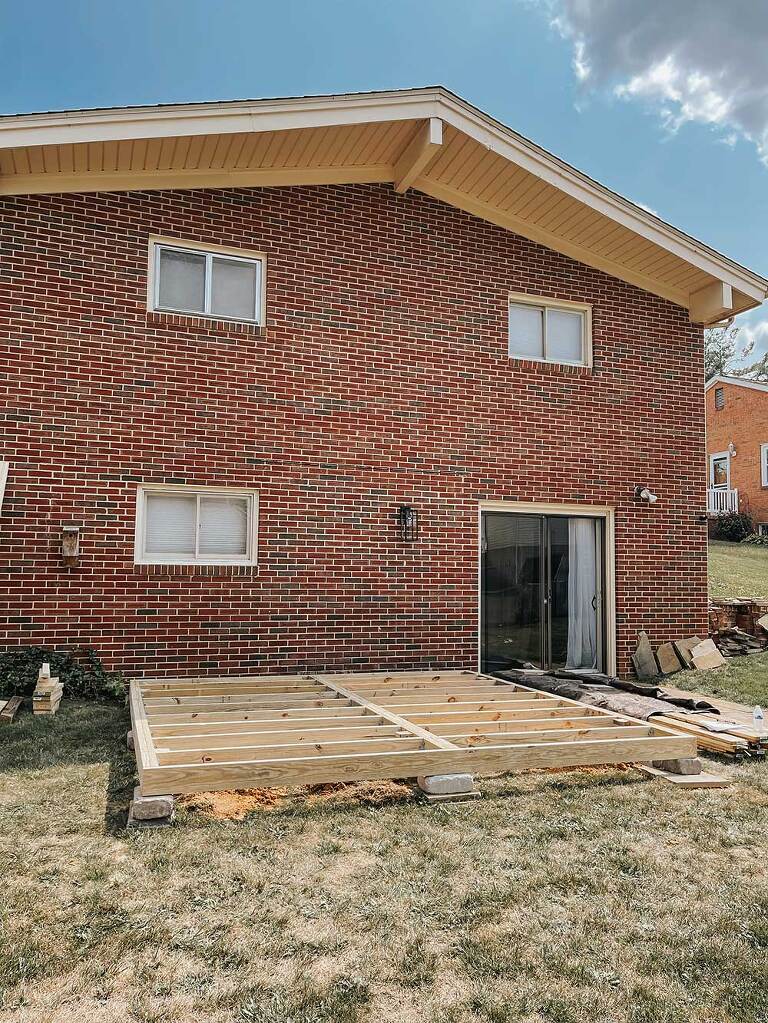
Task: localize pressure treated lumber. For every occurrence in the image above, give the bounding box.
[129,671,696,797]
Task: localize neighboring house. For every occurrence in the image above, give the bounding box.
[1,87,766,679]
[706,374,768,529]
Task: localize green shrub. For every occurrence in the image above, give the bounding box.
[743,532,768,546]
[711,511,755,542]
[0,646,125,701]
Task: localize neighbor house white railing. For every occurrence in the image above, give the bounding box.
[707,488,739,514]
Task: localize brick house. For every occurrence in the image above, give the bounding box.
[706,375,768,528]
[1,87,766,679]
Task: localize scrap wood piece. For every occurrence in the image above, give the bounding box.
[631,631,659,680]
[637,764,730,788]
[0,695,22,724]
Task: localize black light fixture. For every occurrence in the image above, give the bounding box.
[397,505,418,541]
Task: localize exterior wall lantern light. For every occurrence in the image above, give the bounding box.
[634,485,658,504]
[397,505,418,541]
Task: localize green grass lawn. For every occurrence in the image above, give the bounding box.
[3,544,768,1021]
[708,540,768,598]
[1,702,768,1023]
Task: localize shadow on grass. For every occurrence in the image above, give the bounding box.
[0,699,134,836]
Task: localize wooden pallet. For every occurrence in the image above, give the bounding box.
[129,671,697,796]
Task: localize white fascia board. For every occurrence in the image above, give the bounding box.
[1,85,765,304]
[0,89,445,148]
[705,375,768,394]
[435,94,768,303]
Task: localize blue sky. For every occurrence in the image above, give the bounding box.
[2,0,767,355]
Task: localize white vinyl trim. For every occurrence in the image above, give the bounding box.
[508,293,592,368]
[0,461,8,514]
[134,484,259,566]
[147,236,266,325]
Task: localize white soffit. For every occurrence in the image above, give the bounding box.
[0,86,765,324]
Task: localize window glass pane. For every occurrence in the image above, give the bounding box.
[199,497,249,557]
[157,248,206,312]
[145,494,196,555]
[211,257,259,320]
[509,304,544,358]
[712,458,728,487]
[546,309,583,362]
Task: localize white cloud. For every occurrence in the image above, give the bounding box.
[548,0,768,163]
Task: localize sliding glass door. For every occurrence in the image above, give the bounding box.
[481,511,604,673]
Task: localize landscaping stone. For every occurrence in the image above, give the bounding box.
[126,730,134,752]
[656,642,683,674]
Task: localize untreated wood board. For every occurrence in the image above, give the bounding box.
[129,671,696,797]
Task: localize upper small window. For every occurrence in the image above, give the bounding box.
[150,239,264,324]
[508,296,591,366]
[135,486,258,566]
[714,386,725,410]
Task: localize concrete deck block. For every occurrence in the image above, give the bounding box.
[417,773,474,795]
[131,786,175,820]
[127,804,174,829]
[651,757,703,776]
[423,790,482,804]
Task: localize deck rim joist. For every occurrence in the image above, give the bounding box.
[129,670,697,796]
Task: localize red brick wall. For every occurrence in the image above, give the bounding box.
[706,381,768,524]
[0,183,708,677]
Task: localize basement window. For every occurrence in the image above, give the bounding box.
[149,237,265,324]
[508,294,592,367]
[135,486,258,566]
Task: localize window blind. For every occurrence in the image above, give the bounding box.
[145,494,197,555]
[199,497,249,557]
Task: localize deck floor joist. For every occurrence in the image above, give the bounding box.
[129,671,697,796]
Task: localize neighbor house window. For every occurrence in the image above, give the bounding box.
[135,486,258,566]
[762,443,768,487]
[508,295,591,366]
[149,237,264,324]
[710,452,730,489]
[714,387,725,410]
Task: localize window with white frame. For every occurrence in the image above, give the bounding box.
[508,295,591,366]
[150,239,264,324]
[761,443,768,487]
[135,486,258,566]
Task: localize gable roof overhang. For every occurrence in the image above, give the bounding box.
[1,86,765,325]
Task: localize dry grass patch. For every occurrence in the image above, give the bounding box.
[1,701,768,1022]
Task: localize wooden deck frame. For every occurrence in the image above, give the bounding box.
[129,671,696,796]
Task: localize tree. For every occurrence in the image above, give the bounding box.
[704,322,750,380]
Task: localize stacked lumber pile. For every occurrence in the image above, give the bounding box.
[32,663,63,716]
[655,685,767,757]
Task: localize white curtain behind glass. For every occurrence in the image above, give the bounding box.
[566,518,597,669]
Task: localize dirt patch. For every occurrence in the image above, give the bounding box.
[303,779,414,805]
[179,787,287,820]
